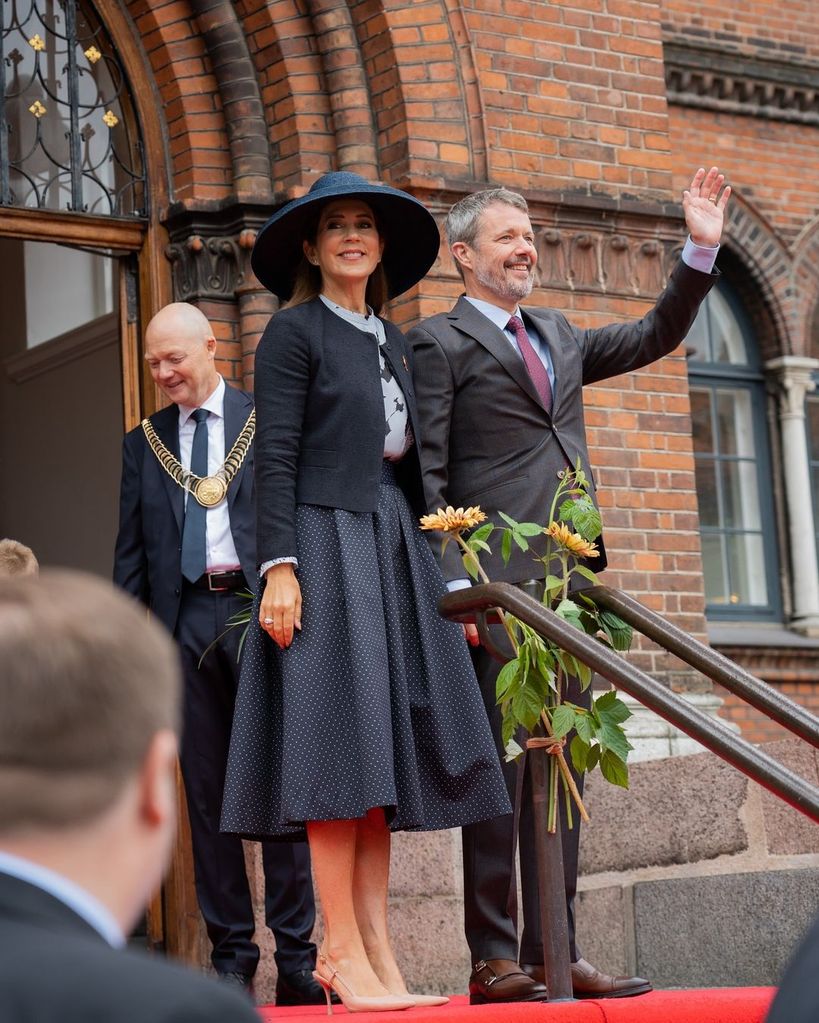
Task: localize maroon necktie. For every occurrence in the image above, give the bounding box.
[507,314,552,412]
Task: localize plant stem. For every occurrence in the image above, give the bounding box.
[539,709,590,823]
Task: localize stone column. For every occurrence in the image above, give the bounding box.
[766,356,819,636]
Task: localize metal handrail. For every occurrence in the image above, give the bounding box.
[439,582,819,823]
[587,585,819,749]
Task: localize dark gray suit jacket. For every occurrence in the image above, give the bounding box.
[113,384,256,633]
[0,871,259,1022]
[408,259,717,583]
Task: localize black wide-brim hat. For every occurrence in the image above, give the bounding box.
[251,171,441,301]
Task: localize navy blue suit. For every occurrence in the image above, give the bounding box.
[0,871,261,1023]
[114,383,316,978]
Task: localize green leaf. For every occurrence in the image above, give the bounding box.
[543,574,564,601]
[570,735,589,773]
[512,683,544,733]
[575,659,593,691]
[574,711,594,744]
[561,496,602,541]
[463,550,480,580]
[515,522,544,537]
[504,736,525,762]
[501,529,513,566]
[555,598,585,630]
[550,704,576,739]
[573,564,600,586]
[597,721,633,761]
[595,690,632,725]
[599,749,630,788]
[470,522,495,543]
[498,511,520,528]
[513,531,530,552]
[495,657,520,701]
[598,610,633,652]
[586,742,601,772]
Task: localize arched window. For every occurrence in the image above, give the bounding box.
[1,0,145,215]
[687,281,781,620]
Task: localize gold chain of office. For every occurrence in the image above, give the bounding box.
[141,411,255,508]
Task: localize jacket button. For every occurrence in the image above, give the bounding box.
[174,587,180,596]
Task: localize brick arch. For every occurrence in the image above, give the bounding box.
[236,0,335,189]
[792,216,819,360]
[349,0,487,186]
[723,194,792,358]
[126,0,233,204]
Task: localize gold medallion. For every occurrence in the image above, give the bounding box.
[195,475,227,507]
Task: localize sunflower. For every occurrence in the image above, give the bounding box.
[545,521,600,559]
[419,505,487,533]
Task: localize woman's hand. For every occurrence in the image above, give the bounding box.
[260,563,302,649]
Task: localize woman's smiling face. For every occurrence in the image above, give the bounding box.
[305,199,384,293]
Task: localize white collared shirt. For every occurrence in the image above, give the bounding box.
[0,849,124,948]
[177,376,242,574]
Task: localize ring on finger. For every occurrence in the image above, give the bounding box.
[263,617,274,625]
[707,195,717,203]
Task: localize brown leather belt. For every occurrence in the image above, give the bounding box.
[189,570,247,592]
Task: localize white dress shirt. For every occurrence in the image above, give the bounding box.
[0,849,124,947]
[177,376,242,574]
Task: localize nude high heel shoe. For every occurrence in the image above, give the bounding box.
[403,993,449,1007]
[313,954,414,1015]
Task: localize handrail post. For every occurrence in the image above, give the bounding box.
[528,744,574,1000]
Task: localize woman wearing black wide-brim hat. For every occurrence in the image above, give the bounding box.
[221,173,511,1012]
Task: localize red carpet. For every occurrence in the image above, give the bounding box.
[259,988,775,1023]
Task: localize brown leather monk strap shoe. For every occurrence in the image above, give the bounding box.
[521,958,652,999]
[469,958,549,1005]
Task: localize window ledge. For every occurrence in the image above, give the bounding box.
[708,622,819,649]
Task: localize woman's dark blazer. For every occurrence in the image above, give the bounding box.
[253,297,424,565]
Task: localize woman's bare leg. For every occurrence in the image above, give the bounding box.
[351,808,407,993]
[307,818,392,997]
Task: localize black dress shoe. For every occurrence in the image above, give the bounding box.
[276,967,340,1006]
[469,958,549,1005]
[217,971,255,1001]
[521,958,653,999]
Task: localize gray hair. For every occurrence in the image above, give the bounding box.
[445,188,529,249]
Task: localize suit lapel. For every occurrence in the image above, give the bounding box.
[448,296,549,415]
[151,405,184,532]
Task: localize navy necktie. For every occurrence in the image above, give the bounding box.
[507,314,553,412]
[181,408,209,583]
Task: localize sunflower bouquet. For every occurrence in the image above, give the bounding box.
[420,463,633,831]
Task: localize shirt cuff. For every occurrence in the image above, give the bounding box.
[446,578,472,592]
[681,235,719,275]
[260,557,298,578]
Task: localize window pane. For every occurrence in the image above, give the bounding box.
[727,533,768,606]
[695,460,719,526]
[690,388,713,453]
[716,389,755,457]
[702,534,729,604]
[709,290,749,365]
[722,460,762,530]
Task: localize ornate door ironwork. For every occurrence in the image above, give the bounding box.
[0,0,146,216]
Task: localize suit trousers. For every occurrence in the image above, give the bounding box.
[176,584,316,976]
[462,618,590,965]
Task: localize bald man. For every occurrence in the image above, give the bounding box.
[114,304,321,1005]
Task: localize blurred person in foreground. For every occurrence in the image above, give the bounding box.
[0,570,260,1022]
[0,538,39,576]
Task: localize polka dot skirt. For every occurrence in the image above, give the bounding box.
[221,461,511,840]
